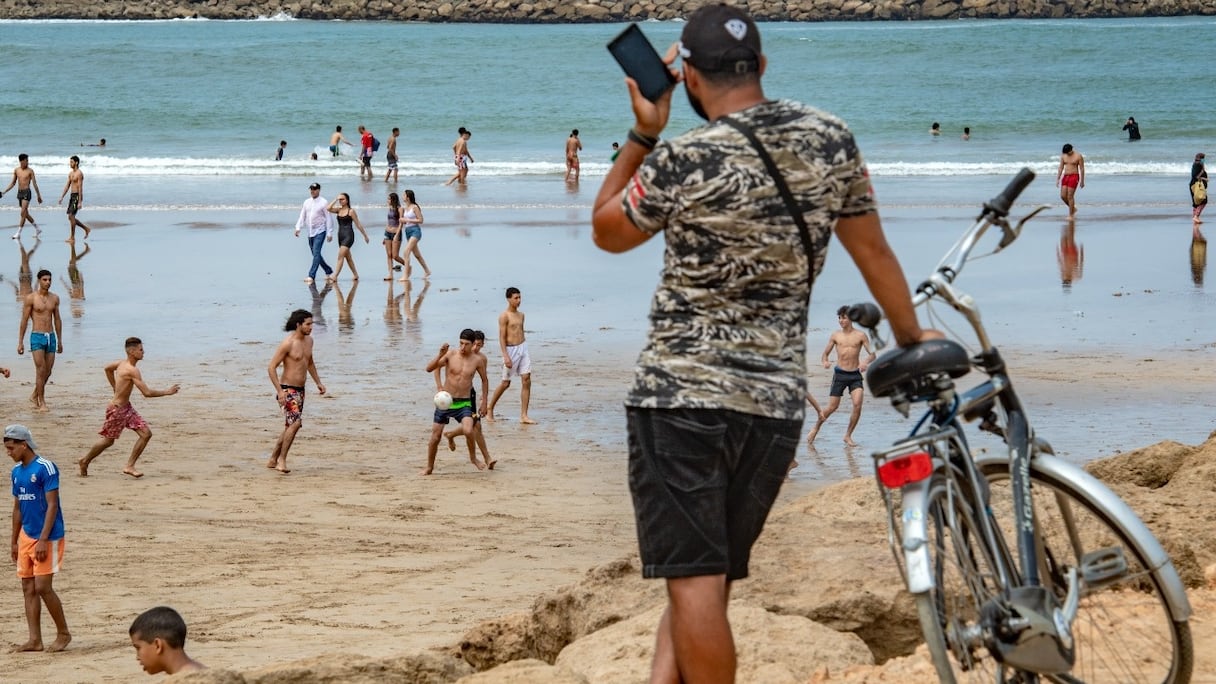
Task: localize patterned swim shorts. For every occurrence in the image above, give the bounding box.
[99,402,148,439]
[281,385,305,426]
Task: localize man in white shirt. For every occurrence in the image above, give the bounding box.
[294,182,335,283]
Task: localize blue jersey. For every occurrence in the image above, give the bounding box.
[11,457,65,540]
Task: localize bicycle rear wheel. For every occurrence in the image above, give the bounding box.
[915,471,1012,684]
[981,461,1193,684]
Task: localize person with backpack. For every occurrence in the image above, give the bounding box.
[358,125,376,180]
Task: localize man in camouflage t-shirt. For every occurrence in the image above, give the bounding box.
[592,5,939,682]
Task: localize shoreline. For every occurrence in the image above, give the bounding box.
[1,198,1212,455]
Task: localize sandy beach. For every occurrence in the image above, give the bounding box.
[0,194,1213,681]
[1,342,1212,682]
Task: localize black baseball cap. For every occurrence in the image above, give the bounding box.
[309,182,321,190]
[678,4,761,74]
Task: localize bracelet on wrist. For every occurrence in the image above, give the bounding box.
[627,128,659,150]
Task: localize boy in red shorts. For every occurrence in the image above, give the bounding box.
[78,337,180,479]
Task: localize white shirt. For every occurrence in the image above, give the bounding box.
[295,195,333,237]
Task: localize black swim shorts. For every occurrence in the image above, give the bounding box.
[830,368,864,397]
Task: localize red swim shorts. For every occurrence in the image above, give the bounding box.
[1061,173,1080,189]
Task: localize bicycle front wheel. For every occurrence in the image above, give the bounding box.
[981,460,1193,684]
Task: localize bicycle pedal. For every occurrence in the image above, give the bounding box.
[1080,546,1128,585]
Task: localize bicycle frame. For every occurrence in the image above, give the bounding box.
[867,169,1193,677]
[870,170,1052,596]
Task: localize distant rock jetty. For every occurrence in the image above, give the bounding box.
[2,0,1213,22]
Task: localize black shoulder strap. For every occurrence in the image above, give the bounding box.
[720,116,815,289]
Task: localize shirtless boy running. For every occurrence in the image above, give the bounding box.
[17,269,63,411]
[807,306,876,447]
[266,309,326,474]
[4,153,43,240]
[78,337,180,478]
[487,287,535,423]
[423,329,489,475]
[57,155,91,243]
[1056,143,1085,216]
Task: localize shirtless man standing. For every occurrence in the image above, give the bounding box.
[487,287,535,423]
[266,309,326,474]
[565,129,583,182]
[4,153,43,240]
[384,127,400,183]
[807,306,876,447]
[78,337,180,478]
[423,329,489,475]
[1056,143,1085,216]
[57,156,91,243]
[444,128,474,186]
[17,269,62,411]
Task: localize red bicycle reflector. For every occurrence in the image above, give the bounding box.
[878,451,933,489]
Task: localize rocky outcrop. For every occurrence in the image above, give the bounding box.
[554,602,875,682]
[0,0,1212,22]
[166,435,1216,682]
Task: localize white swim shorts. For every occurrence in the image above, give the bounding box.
[502,341,532,381]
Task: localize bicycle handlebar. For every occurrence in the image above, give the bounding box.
[848,169,1041,348]
[982,167,1036,219]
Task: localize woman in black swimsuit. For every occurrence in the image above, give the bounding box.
[327,193,369,280]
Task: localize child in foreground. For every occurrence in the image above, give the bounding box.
[129,606,206,675]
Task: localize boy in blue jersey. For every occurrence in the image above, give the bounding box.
[6,424,71,652]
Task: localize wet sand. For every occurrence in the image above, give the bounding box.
[0,195,1212,680]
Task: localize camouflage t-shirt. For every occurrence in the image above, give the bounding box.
[621,99,875,420]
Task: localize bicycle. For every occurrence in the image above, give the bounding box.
[851,169,1193,683]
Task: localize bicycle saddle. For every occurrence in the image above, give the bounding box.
[865,338,972,398]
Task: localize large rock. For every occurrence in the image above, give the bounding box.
[921,0,962,18]
[459,556,665,669]
[1083,434,1216,587]
[238,651,473,683]
[737,477,923,662]
[170,670,248,684]
[555,601,874,683]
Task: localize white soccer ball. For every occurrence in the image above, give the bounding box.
[434,390,453,410]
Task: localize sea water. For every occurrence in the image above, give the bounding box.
[0,16,1213,208]
[0,16,1213,464]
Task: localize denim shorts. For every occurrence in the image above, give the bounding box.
[625,406,800,581]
